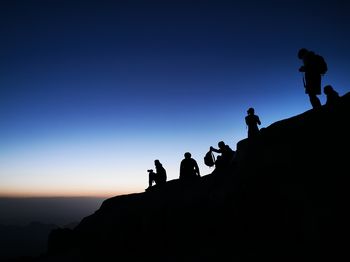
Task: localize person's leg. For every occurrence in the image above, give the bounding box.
[306,73,321,109]
[149,173,154,187]
[309,94,321,109]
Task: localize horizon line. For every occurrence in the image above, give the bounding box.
[0,192,134,198]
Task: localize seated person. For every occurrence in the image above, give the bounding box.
[146,159,167,190]
[179,152,200,180]
[210,141,235,174]
[323,85,340,106]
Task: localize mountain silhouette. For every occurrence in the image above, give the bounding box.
[0,222,58,261]
[36,93,350,261]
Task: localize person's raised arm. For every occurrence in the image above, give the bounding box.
[210,146,220,153]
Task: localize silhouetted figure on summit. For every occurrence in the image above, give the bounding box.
[245,107,261,138]
[147,169,157,189]
[146,159,167,190]
[298,48,328,109]
[324,85,340,106]
[179,152,200,180]
[210,141,235,174]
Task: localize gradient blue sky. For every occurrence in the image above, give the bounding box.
[1,0,349,197]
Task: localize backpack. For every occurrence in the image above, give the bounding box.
[314,55,328,75]
[204,151,215,167]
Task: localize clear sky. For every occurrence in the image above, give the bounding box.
[1,0,350,197]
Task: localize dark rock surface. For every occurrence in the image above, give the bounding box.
[42,93,350,261]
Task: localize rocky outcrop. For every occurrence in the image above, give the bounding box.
[46,93,350,262]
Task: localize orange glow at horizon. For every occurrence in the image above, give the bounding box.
[0,186,142,198]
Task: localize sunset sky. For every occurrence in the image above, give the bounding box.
[1,0,350,197]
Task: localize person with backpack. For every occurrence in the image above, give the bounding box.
[298,48,328,109]
[210,141,235,174]
[245,107,261,139]
[179,152,200,181]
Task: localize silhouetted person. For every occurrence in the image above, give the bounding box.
[147,159,167,190]
[210,141,235,173]
[179,152,200,180]
[324,85,340,106]
[298,48,327,109]
[147,169,157,188]
[245,107,261,138]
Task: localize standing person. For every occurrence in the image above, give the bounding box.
[298,48,328,109]
[245,107,261,139]
[179,152,200,180]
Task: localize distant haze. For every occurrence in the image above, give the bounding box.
[0,197,106,226]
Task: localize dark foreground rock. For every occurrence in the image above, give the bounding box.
[41,93,350,262]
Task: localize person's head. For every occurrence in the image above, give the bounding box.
[154,159,161,166]
[218,141,225,149]
[324,85,334,95]
[298,48,309,59]
[184,152,191,159]
[247,107,255,115]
